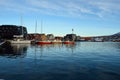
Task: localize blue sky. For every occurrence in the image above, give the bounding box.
[0,0,120,36]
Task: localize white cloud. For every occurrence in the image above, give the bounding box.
[88,0,120,16]
[0,0,120,18]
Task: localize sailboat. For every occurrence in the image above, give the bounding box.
[10,28,31,44]
[35,20,52,45]
[10,16,31,44]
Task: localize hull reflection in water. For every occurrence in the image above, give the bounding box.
[0,43,30,58]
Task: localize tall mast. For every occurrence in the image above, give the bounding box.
[21,15,23,36]
[21,15,23,26]
[41,20,43,34]
[35,20,37,34]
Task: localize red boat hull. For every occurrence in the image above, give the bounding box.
[52,41,62,44]
[36,41,52,44]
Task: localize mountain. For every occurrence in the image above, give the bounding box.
[112,32,120,37]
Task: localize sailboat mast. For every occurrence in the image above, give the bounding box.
[41,20,43,34]
[35,20,37,34]
[21,15,23,36]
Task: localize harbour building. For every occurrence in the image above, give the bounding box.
[64,34,76,41]
[0,25,28,39]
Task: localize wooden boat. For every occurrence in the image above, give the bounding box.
[63,41,75,44]
[36,41,52,44]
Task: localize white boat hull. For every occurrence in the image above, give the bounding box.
[10,40,31,44]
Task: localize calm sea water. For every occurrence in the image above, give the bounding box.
[0,42,120,80]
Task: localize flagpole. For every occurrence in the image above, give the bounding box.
[72,29,74,34]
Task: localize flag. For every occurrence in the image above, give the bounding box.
[72,29,74,31]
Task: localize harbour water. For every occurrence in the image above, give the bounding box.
[0,42,120,80]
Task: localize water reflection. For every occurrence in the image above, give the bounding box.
[37,44,77,54]
[29,43,77,62]
[0,43,30,58]
[111,42,120,49]
[64,44,77,53]
[0,42,120,80]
